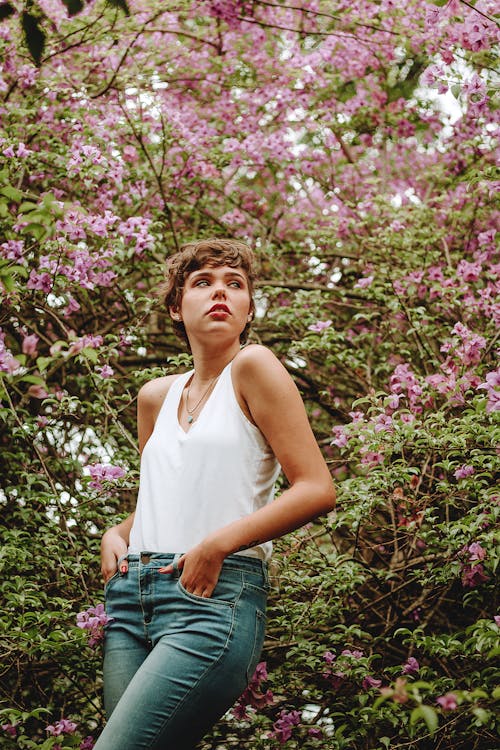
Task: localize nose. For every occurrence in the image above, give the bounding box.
[211,282,226,298]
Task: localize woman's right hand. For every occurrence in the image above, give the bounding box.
[101,527,129,582]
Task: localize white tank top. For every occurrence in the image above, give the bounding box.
[128,361,281,560]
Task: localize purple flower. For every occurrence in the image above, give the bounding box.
[468,543,486,561]
[308,319,332,333]
[362,675,382,690]
[355,275,374,289]
[341,648,364,659]
[233,661,274,719]
[308,727,323,738]
[494,615,500,628]
[402,657,419,676]
[46,719,78,736]
[96,365,114,378]
[268,710,301,744]
[477,369,500,414]
[331,425,348,448]
[1,723,18,738]
[87,463,126,490]
[22,333,39,357]
[77,603,113,647]
[454,464,475,480]
[80,737,95,750]
[436,693,458,711]
[462,563,489,588]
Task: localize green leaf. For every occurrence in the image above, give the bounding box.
[0,185,24,202]
[411,705,438,734]
[22,11,45,67]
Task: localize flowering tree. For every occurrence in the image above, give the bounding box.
[0,1,498,748]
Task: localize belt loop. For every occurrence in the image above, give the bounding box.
[171,553,182,578]
[262,560,269,587]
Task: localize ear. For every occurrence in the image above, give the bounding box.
[169,306,182,321]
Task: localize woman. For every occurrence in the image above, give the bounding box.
[96,238,335,749]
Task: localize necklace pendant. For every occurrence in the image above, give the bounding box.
[187,415,194,424]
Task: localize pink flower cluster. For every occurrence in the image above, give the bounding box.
[460,542,489,588]
[308,319,332,333]
[233,661,274,720]
[76,603,113,647]
[46,718,78,736]
[441,322,486,367]
[268,709,301,744]
[0,329,20,374]
[389,363,423,412]
[477,369,500,414]
[87,463,126,490]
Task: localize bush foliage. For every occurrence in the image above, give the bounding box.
[0,1,498,748]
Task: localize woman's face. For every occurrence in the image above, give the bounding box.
[171,264,253,344]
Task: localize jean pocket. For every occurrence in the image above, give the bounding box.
[176,578,237,607]
[104,570,121,594]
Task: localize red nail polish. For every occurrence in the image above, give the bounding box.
[120,564,127,573]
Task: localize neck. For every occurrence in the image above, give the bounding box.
[189,341,241,382]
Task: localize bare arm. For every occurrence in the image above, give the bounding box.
[100,375,177,581]
[161,346,335,596]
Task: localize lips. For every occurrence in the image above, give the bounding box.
[208,304,230,314]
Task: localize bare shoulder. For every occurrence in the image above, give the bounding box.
[138,373,182,410]
[232,344,286,380]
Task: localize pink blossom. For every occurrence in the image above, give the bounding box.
[454,464,475,480]
[308,319,332,332]
[77,603,113,647]
[233,661,274,719]
[28,385,49,399]
[467,542,486,561]
[341,649,364,659]
[331,425,348,448]
[87,463,126,490]
[46,719,78,736]
[1,723,18,738]
[268,709,301,744]
[27,271,53,293]
[68,334,104,356]
[457,259,481,282]
[402,657,419,676]
[461,563,489,588]
[308,727,323,738]
[80,737,95,750]
[360,451,385,467]
[96,365,114,378]
[1,239,25,261]
[436,693,458,711]
[477,369,500,413]
[22,333,39,357]
[374,414,393,433]
[355,275,374,289]
[362,675,382,690]
[0,330,21,374]
[494,616,500,628]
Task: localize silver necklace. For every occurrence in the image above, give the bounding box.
[185,374,219,424]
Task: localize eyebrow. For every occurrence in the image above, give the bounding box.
[190,269,247,280]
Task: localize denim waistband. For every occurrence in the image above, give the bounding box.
[123,552,268,579]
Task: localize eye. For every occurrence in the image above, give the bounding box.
[229,280,242,288]
[194,279,210,287]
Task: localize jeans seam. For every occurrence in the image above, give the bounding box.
[147,580,242,746]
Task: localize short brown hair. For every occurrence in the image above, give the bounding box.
[159,238,256,345]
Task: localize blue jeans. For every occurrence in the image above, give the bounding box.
[94,553,268,750]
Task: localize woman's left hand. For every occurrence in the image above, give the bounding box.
[158,541,225,598]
